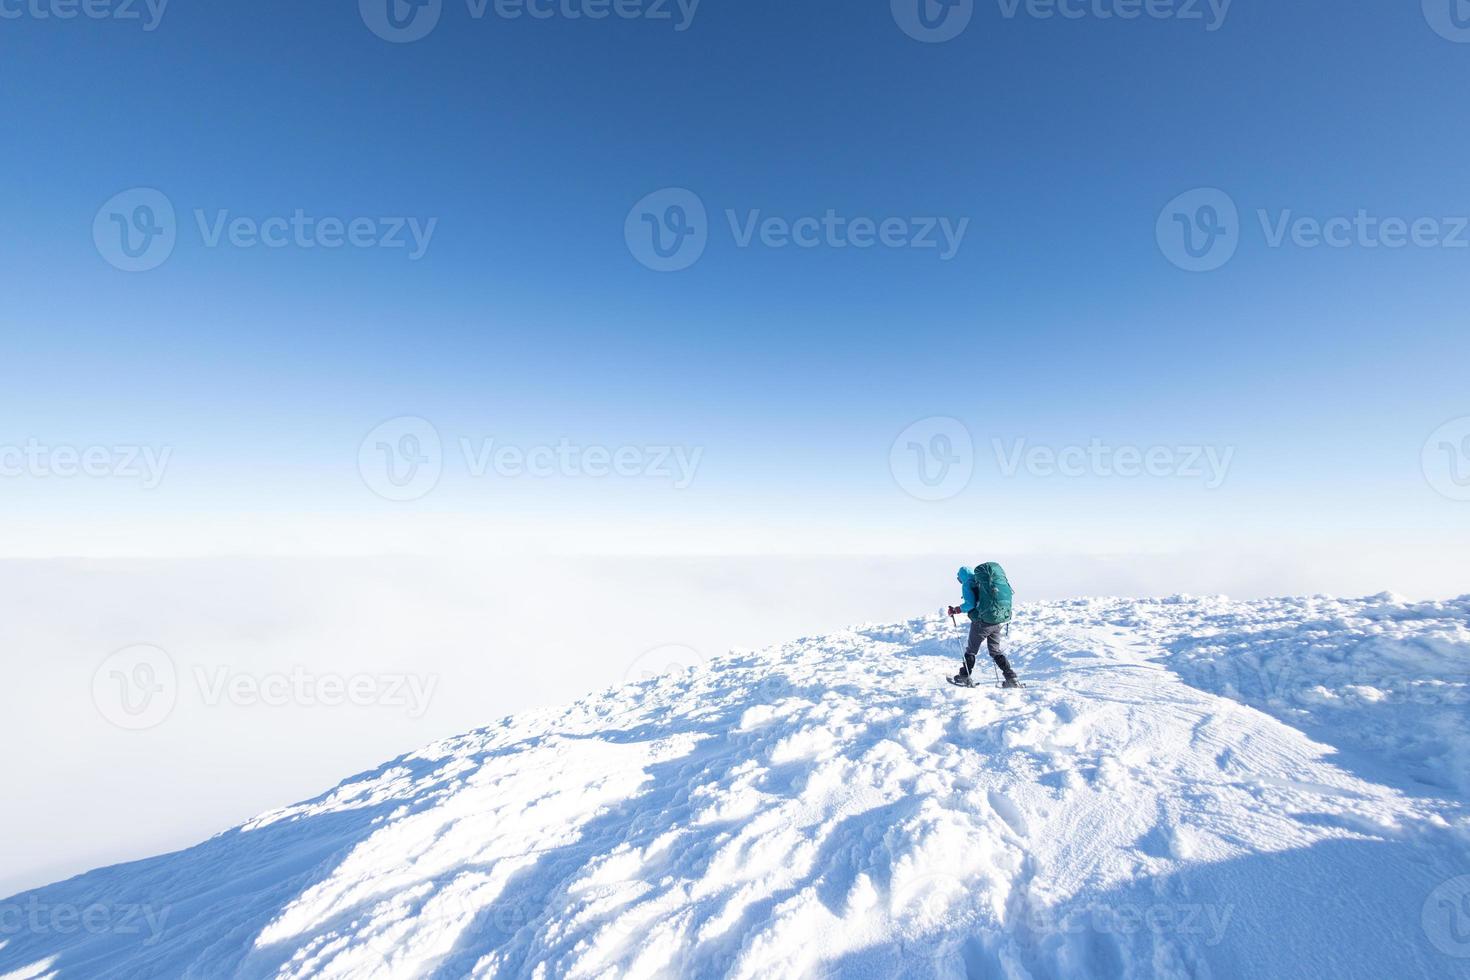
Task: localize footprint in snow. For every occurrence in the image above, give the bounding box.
[988,789,1029,838]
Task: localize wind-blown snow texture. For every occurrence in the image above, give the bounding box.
[4,594,1469,979]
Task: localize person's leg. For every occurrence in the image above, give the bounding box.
[961,619,984,678]
[985,624,1020,685]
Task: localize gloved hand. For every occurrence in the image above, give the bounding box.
[947,606,961,617]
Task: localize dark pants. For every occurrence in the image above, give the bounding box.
[964,620,1018,683]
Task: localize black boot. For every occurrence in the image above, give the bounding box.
[953,651,979,686]
[994,656,1021,689]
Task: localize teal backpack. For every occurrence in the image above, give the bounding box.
[970,562,1014,625]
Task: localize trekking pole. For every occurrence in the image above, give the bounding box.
[950,611,969,678]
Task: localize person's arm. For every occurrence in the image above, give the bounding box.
[949,579,976,617]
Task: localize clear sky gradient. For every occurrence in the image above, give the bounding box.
[3,0,1468,567]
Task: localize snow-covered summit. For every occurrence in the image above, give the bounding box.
[4,594,1469,979]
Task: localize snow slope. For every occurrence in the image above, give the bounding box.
[3,595,1469,979]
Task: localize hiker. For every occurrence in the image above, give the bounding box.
[948,563,1021,689]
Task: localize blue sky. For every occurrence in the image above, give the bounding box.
[3,1,1468,563]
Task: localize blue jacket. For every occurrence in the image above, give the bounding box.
[956,566,977,615]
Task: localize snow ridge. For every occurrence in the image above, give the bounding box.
[3,594,1468,979]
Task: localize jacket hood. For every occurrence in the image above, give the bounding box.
[957,566,973,583]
